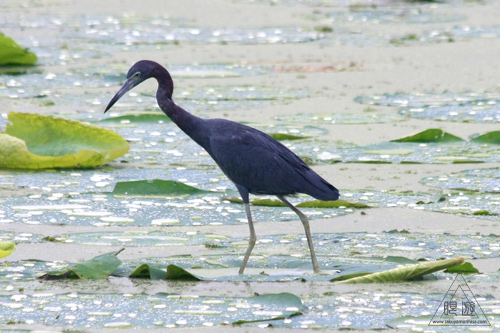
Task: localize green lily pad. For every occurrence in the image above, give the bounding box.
[42,236,65,243]
[165,264,202,281]
[268,133,309,141]
[386,229,410,234]
[444,262,479,274]
[330,272,372,282]
[471,131,500,144]
[336,256,464,283]
[40,249,123,279]
[0,112,129,169]
[229,198,370,209]
[112,179,209,196]
[129,264,167,280]
[473,210,498,216]
[251,199,286,207]
[330,256,417,282]
[296,200,370,209]
[232,293,303,325]
[0,33,37,65]
[0,65,40,75]
[0,242,15,259]
[224,196,244,204]
[391,129,463,143]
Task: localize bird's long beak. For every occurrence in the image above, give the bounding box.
[104,78,136,113]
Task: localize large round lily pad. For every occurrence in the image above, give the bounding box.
[0,33,37,65]
[0,112,129,169]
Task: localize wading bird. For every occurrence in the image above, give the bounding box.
[105,60,339,274]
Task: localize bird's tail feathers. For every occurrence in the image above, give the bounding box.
[299,170,339,201]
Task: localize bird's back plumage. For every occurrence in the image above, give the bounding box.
[204,119,339,201]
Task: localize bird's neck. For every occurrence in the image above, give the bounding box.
[156,88,211,151]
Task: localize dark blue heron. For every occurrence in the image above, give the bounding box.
[105,60,339,274]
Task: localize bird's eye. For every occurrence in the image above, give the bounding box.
[133,72,141,78]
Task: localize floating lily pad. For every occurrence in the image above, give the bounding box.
[391,129,463,143]
[336,256,464,283]
[40,249,123,279]
[0,32,37,65]
[165,264,202,281]
[473,210,498,216]
[111,179,210,196]
[0,112,129,169]
[129,264,167,280]
[232,198,369,208]
[471,131,500,144]
[268,133,309,141]
[224,197,244,204]
[0,241,15,259]
[444,262,479,274]
[0,65,41,75]
[251,199,286,207]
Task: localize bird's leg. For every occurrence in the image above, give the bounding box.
[239,203,256,274]
[277,195,320,273]
[237,186,256,275]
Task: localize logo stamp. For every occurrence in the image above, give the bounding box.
[429,273,490,326]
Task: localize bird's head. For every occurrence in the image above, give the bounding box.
[104,60,161,113]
